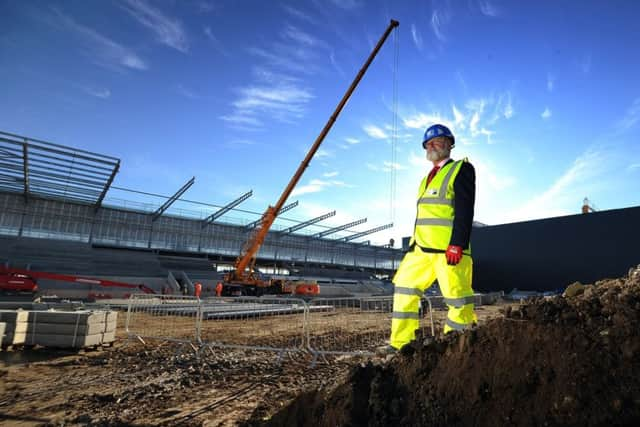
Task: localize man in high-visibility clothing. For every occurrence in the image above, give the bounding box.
[215,281,223,297]
[388,123,477,351]
[194,282,202,299]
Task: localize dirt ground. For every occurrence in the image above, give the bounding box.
[0,301,506,426]
[256,265,640,427]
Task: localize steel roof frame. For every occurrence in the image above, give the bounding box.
[0,130,120,207]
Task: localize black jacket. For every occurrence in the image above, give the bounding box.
[449,159,475,250]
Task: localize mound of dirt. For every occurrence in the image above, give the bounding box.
[254,265,640,427]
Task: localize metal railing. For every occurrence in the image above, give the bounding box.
[198,296,307,357]
[125,294,446,362]
[125,295,201,344]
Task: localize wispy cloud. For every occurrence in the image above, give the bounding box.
[345,137,360,145]
[627,163,640,171]
[291,178,351,197]
[249,46,315,74]
[541,107,552,119]
[477,0,500,17]
[365,161,406,172]
[501,93,514,119]
[431,8,451,42]
[452,105,465,128]
[225,138,256,147]
[316,149,332,158]
[176,84,199,99]
[579,53,592,74]
[411,24,423,50]
[505,148,605,223]
[328,0,361,10]
[402,113,449,130]
[47,8,147,71]
[455,71,468,92]
[281,4,317,25]
[382,161,407,171]
[363,125,389,139]
[204,26,228,56]
[233,83,313,121]
[196,1,217,13]
[402,91,514,145]
[221,68,314,128]
[323,171,339,178]
[615,97,640,133]
[282,24,329,49]
[547,73,555,92]
[329,51,346,78]
[82,86,111,99]
[247,25,329,75]
[120,0,188,53]
[219,114,262,128]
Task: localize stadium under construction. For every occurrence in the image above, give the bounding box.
[0,130,401,299]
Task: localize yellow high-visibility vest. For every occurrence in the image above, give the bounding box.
[410,159,471,253]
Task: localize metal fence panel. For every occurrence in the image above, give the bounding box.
[306,296,437,356]
[198,296,307,353]
[125,294,200,344]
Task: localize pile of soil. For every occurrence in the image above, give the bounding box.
[255,266,640,426]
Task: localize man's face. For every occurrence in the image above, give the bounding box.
[424,136,452,162]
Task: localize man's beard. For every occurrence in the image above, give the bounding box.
[427,147,450,162]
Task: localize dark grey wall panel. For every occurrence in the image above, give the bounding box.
[471,206,640,292]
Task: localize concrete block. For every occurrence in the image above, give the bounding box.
[25,310,113,325]
[0,310,30,323]
[25,333,105,348]
[0,309,118,348]
[103,330,116,343]
[23,320,117,335]
[2,331,26,346]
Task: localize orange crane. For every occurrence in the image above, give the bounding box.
[223,19,400,296]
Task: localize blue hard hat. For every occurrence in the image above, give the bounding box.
[423,124,455,148]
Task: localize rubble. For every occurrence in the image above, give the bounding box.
[255,268,640,426]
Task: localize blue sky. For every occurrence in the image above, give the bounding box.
[2,0,640,246]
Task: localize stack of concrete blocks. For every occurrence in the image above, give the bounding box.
[0,309,117,349]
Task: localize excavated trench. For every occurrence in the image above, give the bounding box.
[252,266,640,427]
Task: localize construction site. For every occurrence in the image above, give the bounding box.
[2,16,640,427]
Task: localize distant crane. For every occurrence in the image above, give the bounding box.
[582,197,597,214]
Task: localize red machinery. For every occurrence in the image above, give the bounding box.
[222,20,399,297]
[0,266,155,300]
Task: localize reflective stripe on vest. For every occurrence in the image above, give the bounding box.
[394,286,424,297]
[392,311,420,319]
[443,295,476,308]
[415,218,454,226]
[412,159,468,251]
[445,318,473,331]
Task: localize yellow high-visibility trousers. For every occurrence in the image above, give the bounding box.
[389,246,477,349]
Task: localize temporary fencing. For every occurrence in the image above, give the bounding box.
[125,294,448,360]
[125,294,201,344]
[198,296,307,355]
[306,296,437,358]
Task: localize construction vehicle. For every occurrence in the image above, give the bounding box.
[582,197,597,213]
[222,19,400,297]
[0,266,155,300]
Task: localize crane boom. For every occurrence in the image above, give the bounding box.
[227,19,399,286]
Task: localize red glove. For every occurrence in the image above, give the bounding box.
[445,245,463,265]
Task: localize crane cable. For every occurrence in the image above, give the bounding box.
[389,25,400,224]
